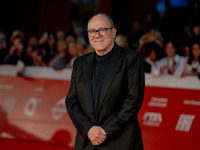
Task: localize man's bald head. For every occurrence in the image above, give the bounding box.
[88,13,115,28]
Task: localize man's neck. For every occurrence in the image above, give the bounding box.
[96,43,114,56]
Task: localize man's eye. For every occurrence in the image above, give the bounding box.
[88,30,95,33]
[100,28,106,32]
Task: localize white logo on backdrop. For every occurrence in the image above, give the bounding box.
[51,98,66,120]
[24,98,43,116]
[3,96,16,113]
[183,100,200,106]
[143,112,162,127]
[35,87,44,92]
[0,84,13,90]
[148,97,168,108]
[175,114,195,132]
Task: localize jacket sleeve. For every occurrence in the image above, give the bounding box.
[101,52,145,139]
[65,60,93,137]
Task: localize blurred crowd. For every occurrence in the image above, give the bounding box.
[133,22,200,78]
[0,21,200,78]
[0,29,93,75]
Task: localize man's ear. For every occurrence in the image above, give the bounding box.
[112,28,117,39]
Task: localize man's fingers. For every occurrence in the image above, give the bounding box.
[96,139,103,144]
[91,134,105,142]
[91,138,102,146]
[96,132,106,141]
[89,134,105,146]
[87,126,107,146]
[91,141,100,146]
[100,134,106,141]
[99,127,107,135]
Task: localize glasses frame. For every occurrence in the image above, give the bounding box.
[87,27,114,37]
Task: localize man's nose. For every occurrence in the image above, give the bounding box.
[94,31,101,38]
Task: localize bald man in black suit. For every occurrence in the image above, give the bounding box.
[65,13,145,150]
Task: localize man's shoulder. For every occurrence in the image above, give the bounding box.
[74,51,94,64]
[122,47,138,55]
[117,45,139,59]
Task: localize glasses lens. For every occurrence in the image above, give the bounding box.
[88,30,95,37]
[99,28,107,36]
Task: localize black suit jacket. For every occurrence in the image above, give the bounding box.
[65,44,145,150]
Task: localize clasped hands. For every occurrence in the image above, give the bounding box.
[87,126,107,146]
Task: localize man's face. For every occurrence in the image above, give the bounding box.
[87,15,117,55]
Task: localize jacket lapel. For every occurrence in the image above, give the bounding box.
[82,52,95,108]
[98,45,122,111]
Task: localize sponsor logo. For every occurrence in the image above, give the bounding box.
[24,98,43,116]
[183,100,200,106]
[51,98,66,120]
[3,96,16,113]
[175,114,195,132]
[143,112,162,127]
[148,97,168,108]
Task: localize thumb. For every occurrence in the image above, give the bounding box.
[99,127,107,135]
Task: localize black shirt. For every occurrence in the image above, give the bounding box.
[92,50,113,122]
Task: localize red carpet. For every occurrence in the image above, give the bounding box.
[0,138,74,150]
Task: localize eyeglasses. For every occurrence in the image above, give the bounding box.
[87,27,113,37]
